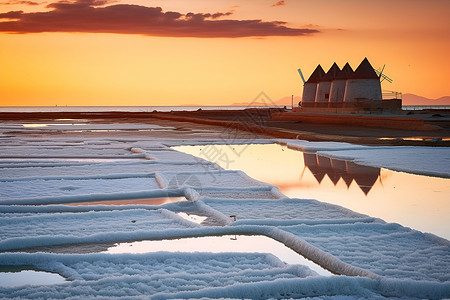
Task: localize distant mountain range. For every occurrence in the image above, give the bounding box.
[401,94,450,106]
[230,94,450,107]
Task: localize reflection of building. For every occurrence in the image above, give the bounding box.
[303,153,380,195]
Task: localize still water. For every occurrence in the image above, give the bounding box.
[174,144,450,240]
[0,268,66,288]
[106,235,332,276]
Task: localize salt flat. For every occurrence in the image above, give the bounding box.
[0,119,449,299]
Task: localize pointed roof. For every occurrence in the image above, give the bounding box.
[346,163,380,196]
[342,62,354,76]
[341,173,354,188]
[322,63,341,81]
[342,161,354,187]
[305,64,326,83]
[303,153,326,183]
[329,159,346,185]
[351,58,379,80]
[335,62,354,80]
[327,172,341,185]
[355,175,378,195]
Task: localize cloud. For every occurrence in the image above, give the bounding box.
[0,0,40,5]
[185,11,234,20]
[272,1,286,7]
[0,0,318,38]
[0,10,23,18]
[46,0,115,9]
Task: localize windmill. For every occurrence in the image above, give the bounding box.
[374,65,393,83]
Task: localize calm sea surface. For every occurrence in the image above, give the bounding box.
[0,106,261,112]
[1,105,449,112]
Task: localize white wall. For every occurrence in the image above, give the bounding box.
[302,83,317,103]
[315,81,332,103]
[329,80,346,103]
[343,79,382,102]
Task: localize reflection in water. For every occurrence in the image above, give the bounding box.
[106,235,332,276]
[303,153,380,195]
[0,269,66,287]
[174,144,450,240]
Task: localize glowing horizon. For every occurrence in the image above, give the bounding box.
[1,0,449,106]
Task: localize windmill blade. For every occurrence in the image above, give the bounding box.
[374,65,393,83]
[379,64,386,77]
[374,68,382,76]
[379,73,393,83]
[297,68,306,84]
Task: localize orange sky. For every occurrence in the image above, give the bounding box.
[0,0,449,106]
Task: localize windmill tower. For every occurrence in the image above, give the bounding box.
[343,58,382,102]
[329,62,353,104]
[315,62,341,106]
[299,65,325,107]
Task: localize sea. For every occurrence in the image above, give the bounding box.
[0,106,260,113]
[1,105,449,113]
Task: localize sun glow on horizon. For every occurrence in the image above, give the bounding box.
[1,0,449,106]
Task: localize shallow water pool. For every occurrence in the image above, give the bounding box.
[106,235,332,276]
[0,267,66,288]
[174,143,450,240]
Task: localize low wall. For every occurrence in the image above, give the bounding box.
[297,99,402,114]
[271,112,440,131]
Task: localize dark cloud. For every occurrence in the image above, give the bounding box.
[46,0,115,9]
[0,0,40,5]
[272,1,286,7]
[0,0,318,38]
[0,10,23,18]
[185,11,233,21]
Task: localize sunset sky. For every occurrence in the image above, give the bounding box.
[1,0,449,106]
